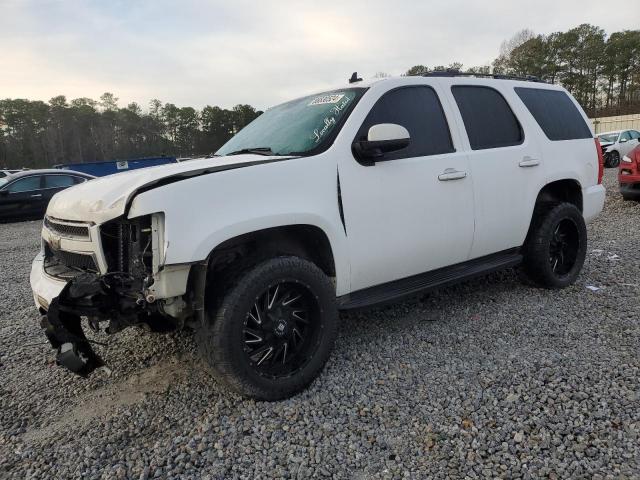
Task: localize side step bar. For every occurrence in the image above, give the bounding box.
[337,249,523,310]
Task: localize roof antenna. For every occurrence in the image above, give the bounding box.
[349,72,362,84]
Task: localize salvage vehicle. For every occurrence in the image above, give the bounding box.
[619,144,640,201]
[597,130,640,168]
[0,169,94,222]
[31,72,605,400]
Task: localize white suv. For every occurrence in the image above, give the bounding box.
[31,73,605,399]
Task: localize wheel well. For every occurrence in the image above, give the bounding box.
[207,225,336,278]
[535,179,583,212]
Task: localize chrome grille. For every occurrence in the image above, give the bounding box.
[44,217,90,239]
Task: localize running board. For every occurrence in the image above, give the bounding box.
[337,249,522,310]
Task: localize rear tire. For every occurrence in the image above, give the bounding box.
[521,202,587,289]
[196,256,338,400]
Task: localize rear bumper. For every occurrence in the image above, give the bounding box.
[30,253,68,311]
[583,184,606,223]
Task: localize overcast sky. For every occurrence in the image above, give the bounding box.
[1,0,638,110]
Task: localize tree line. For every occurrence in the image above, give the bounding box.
[0,93,261,169]
[406,24,640,118]
[1,23,638,169]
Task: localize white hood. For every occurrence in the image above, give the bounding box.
[46,155,290,224]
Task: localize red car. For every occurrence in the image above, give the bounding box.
[619,144,640,201]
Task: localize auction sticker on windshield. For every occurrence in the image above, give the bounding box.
[308,94,345,106]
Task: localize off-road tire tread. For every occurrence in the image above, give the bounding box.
[521,202,587,289]
[196,256,338,400]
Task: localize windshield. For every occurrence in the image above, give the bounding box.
[0,178,8,188]
[598,133,619,143]
[216,88,365,156]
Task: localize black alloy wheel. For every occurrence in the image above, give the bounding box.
[548,218,579,276]
[521,202,587,289]
[197,256,338,400]
[243,281,321,379]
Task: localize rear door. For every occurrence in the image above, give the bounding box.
[446,82,545,258]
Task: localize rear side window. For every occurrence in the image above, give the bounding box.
[45,175,76,188]
[514,87,592,141]
[356,86,454,160]
[451,86,523,150]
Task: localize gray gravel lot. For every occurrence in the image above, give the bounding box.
[1,169,639,479]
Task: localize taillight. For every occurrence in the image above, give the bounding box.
[594,138,604,184]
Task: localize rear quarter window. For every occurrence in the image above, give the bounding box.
[514,87,592,141]
[451,86,523,150]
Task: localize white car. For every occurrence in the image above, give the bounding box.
[31,73,605,399]
[597,129,640,167]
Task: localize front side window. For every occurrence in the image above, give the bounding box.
[630,130,640,140]
[216,88,365,157]
[5,176,42,193]
[620,131,632,142]
[355,86,454,161]
[45,175,76,188]
[452,86,523,150]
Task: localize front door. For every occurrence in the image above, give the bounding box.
[339,85,475,292]
[0,175,45,220]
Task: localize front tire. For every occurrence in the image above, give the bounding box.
[521,202,587,289]
[197,256,338,400]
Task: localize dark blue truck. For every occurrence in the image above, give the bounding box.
[55,156,178,177]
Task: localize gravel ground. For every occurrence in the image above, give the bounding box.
[1,169,639,479]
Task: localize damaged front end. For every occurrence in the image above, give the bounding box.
[40,215,196,376]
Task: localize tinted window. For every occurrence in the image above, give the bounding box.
[620,131,631,142]
[45,175,76,188]
[5,176,42,193]
[356,86,454,160]
[630,130,640,140]
[514,87,592,141]
[452,86,523,150]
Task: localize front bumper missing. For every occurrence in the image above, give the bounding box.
[41,287,104,376]
[40,271,151,377]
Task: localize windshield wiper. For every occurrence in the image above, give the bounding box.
[226,147,275,156]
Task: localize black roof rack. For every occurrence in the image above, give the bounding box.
[414,69,547,83]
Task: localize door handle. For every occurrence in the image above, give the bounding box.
[438,168,467,181]
[31,194,42,198]
[519,157,540,168]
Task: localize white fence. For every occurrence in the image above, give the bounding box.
[590,114,640,133]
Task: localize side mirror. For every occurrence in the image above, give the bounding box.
[353,123,410,163]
